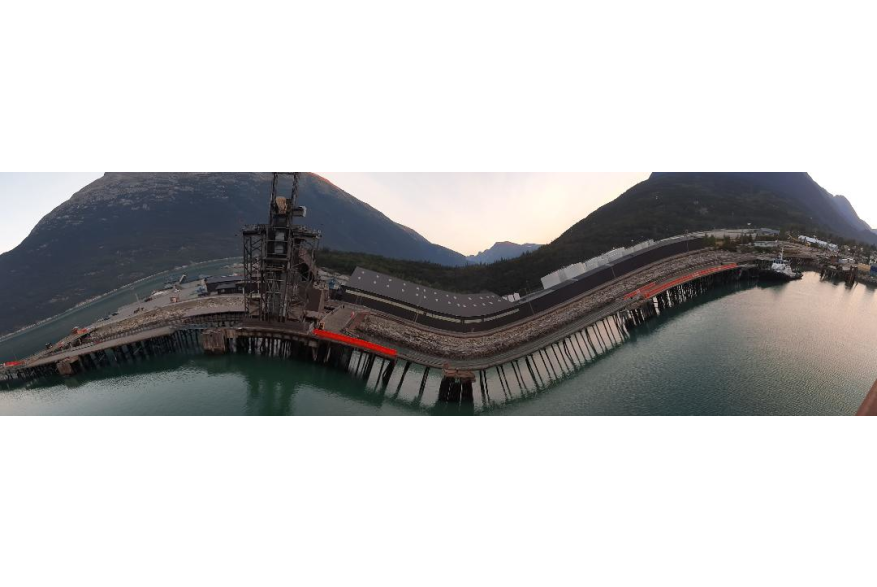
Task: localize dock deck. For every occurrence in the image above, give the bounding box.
[26,326,177,368]
[350,261,753,368]
[2,259,756,411]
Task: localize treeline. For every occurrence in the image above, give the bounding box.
[318,248,540,295]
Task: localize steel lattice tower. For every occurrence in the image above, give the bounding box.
[242,172,321,323]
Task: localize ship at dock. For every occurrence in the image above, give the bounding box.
[759,248,802,281]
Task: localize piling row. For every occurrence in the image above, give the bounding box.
[1,328,204,390]
[467,266,750,410]
[820,265,857,285]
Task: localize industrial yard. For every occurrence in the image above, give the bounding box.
[349,248,750,361]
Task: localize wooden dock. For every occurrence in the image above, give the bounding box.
[1,310,244,389]
[820,264,857,285]
[334,262,755,410]
[2,325,205,387]
[2,263,756,412]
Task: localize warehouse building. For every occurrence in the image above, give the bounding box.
[204,275,245,295]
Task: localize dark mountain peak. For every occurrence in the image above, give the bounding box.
[831,194,871,231]
[634,172,875,244]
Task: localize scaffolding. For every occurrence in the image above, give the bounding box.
[242,223,265,317]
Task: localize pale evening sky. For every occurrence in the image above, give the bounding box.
[0,172,874,256]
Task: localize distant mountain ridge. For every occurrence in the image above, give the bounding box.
[466,241,541,264]
[651,171,877,244]
[0,172,466,336]
[831,194,872,233]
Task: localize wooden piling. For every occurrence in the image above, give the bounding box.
[418,367,430,394]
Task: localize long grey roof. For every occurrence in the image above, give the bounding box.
[347,267,514,318]
[349,236,703,317]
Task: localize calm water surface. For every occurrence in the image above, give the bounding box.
[2,272,875,415]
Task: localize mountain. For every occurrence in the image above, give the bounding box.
[0,172,465,336]
[831,195,871,233]
[466,241,541,264]
[651,171,875,243]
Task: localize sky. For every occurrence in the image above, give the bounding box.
[0,172,874,255]
[317,172,650,255]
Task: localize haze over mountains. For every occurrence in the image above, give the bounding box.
[466,242,541,264]
[0,171,874,336]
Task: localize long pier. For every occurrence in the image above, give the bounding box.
[2,326,207,385]
[0,318,398,391]
[0,312,243,388]
[2,263,755,412]
[348,262,755,407]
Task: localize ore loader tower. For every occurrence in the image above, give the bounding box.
[243,172,323,328]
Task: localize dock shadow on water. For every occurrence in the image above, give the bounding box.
[2,273,874,415]
[491,272,876,415]
[477,279,762,414]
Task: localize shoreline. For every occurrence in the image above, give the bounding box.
[0,256,242,343]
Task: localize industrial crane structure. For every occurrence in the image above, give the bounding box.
[242,172,323,325]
